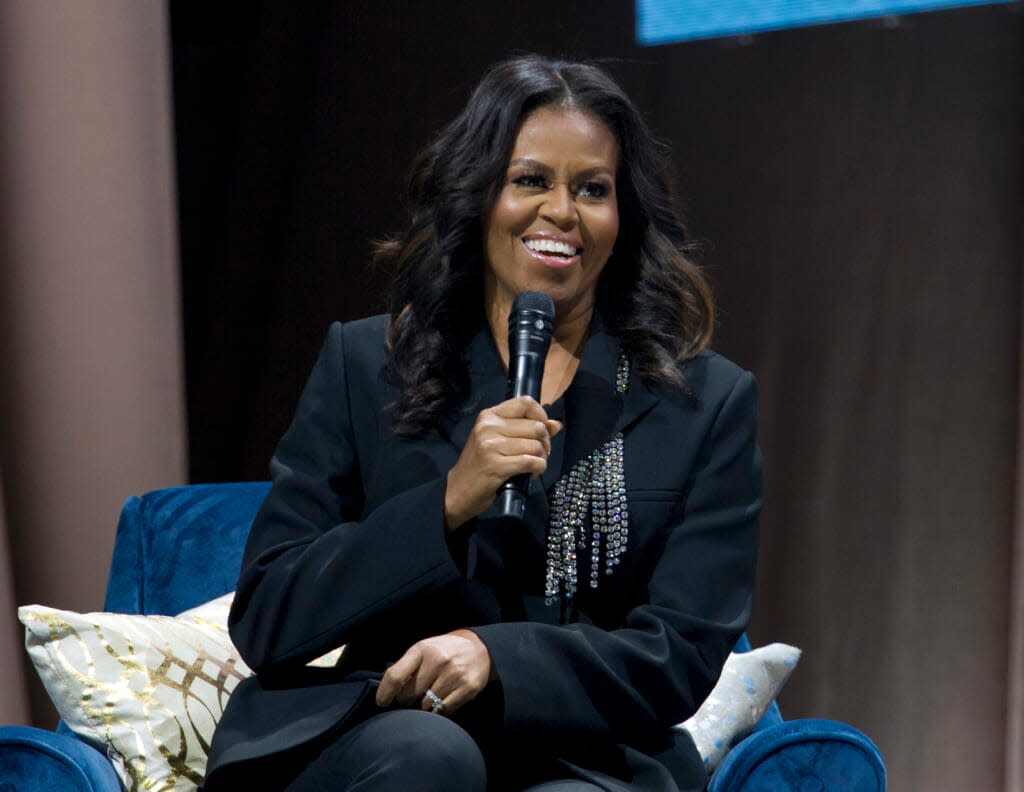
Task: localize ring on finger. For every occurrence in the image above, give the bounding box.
[424,688,445,713]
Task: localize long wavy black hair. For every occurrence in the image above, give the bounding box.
[377,55,714,436]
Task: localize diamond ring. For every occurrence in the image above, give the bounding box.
[424,688,445,713]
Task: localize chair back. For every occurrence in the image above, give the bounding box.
[102,482,271,616]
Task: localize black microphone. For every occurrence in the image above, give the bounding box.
[495,291,555,520]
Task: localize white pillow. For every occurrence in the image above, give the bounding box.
[19,593,342,792]
[676,642,801,773]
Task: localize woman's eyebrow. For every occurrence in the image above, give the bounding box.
[509,157,552,172]
[575,166,615,179]
[508,159,614,180]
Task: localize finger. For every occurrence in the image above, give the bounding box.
[419,686,449,714]
[434,684,472,715]
[496,454,547,480]
[496,438,548,459]
[492,396,548,422]
[495,417,551,438]
[395,661,436,707]
[375,647,422,707]
[489,418,553,454]
[417,671,457,715]
[547,419,563,437]
[422,669,476,716]
[478,430,550,460]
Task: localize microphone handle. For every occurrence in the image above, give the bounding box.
[495,349,546,520]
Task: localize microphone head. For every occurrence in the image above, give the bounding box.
[511,290,555,320]
[507,290,555,368]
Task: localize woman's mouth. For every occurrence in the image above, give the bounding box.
[522,237,582,269]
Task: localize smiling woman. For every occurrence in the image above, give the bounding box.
[203,55,760,792]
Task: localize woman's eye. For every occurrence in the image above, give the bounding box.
[511,174,547,189]
[575,181,611,199]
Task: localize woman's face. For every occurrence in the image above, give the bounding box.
[483,105,619,323]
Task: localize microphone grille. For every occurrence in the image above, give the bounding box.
[512,291,555,319]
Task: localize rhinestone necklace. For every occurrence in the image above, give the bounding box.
[544,354,630,604]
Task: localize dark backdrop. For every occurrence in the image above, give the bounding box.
[172,1,671,484]
[170,3,1023,789]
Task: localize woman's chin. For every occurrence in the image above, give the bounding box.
[488,270,597,322]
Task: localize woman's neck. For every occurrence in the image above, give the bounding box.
[487,296,592,406]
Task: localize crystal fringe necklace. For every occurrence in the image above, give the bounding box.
[544,353,630,605]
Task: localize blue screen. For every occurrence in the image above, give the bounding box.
[637,0,1013,45]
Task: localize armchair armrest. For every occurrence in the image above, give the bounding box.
[709,718,887,792]
[0,725,122,792]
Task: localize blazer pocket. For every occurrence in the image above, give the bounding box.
[626,488,682,503]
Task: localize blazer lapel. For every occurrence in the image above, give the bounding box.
[437,323,507,453]
[559,325,622,477]
[558,315,661,476]
[613,368,661,437]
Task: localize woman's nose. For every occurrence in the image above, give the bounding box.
[539,184,576,227]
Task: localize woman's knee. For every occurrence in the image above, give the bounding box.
[294,710,486,791]
[378,711,486,786]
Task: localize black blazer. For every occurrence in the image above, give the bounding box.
[205,314,762,789]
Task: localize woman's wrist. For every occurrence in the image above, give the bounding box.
[443,470,471,532]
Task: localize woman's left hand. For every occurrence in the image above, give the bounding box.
[375,629,495,716]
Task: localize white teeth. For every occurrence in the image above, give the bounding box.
[525,238,578,257]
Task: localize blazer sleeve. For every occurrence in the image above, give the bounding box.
[228,322,465,675]
[470,368,762,747]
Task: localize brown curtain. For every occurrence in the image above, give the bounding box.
[648,11,1023,790]
[0,0,187,726]
[0,469,29,724]
[1010,274,1024,792]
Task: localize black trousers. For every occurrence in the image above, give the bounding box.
[205,708,706,792]
[289,709,604,791]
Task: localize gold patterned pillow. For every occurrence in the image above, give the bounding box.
[19,594,343,792]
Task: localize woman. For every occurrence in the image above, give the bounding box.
[204,55,761,792]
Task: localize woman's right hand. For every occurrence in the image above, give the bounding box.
[444,396,562,531]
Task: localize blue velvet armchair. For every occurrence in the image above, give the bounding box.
[0,482,886,791]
